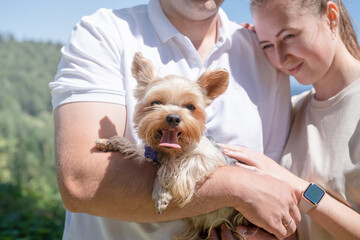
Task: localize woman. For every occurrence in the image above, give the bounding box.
[220,0,360,239]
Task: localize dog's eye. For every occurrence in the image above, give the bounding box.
[185,104,195,111]
[151,100,162,106]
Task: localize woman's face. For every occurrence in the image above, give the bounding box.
[252,2,336,85]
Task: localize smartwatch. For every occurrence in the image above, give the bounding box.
[299,183,325,214]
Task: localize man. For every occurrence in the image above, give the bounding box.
[50,0,300,239]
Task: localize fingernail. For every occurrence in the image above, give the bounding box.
[222,148,230,154]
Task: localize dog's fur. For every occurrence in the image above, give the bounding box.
[96,52,246,240]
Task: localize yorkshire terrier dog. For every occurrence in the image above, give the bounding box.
[96,52,246,240]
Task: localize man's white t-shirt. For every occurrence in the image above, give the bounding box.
[50,0,291,239]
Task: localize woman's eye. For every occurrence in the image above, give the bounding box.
[262,44,273,50]
[185,104,195,111]
[284,34,294,40]
[151,100,162,106]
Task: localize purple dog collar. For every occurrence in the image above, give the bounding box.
[144,145,158,163]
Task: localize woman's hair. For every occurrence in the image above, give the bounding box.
[251,0,360,60]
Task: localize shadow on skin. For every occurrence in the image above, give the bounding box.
[88,116,157,221]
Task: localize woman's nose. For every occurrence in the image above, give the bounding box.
[275,46,291,68]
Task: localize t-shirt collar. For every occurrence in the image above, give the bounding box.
[148,0,180,43]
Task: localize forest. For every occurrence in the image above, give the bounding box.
[0,34,65,239]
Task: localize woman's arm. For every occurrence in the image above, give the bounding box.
[221,145,360,240]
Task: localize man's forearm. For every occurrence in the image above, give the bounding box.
[57,148,237,222]
[57,139,299,239]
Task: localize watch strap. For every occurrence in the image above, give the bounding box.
[299,196,314,213]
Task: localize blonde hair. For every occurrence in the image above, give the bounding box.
[251,0,360,60]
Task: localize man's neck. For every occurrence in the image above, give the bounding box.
[178,15,218,49]
[161,4,219,63]
[191,16,218,63]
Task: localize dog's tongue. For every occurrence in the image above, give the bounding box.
[159,130,181,149]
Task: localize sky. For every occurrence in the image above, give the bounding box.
[1,0,359,44]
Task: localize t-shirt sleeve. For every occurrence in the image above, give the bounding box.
[261,70,291,162]
[49,9,125,110]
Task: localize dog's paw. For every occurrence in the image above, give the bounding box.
[154,192,173,214]
[95,138,112,151]
[145,157,154,164]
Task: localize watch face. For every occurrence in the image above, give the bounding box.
[304,183,325,205]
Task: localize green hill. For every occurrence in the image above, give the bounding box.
[0,34,65,239]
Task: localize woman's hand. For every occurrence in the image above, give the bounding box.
[219,144,281,174]
[240,23,256,33]
[219,144,308,199]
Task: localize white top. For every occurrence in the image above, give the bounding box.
[282,80,360,240]
[50,0,291,239]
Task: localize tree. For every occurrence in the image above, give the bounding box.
[0,33,65,239]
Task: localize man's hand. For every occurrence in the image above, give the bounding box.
[232,169,299,239]
[199,164,299,239]
[216,144,305,238]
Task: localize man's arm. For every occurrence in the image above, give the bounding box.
[54,101,299,238]
[54,101,159,220]
[54,101,232,221]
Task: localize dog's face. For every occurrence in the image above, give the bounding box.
[131,53,229,155]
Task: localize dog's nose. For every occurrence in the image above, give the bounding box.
[166,114,181,127]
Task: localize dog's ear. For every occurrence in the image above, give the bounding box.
[197,69,229,104]
[131,52,154,86]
